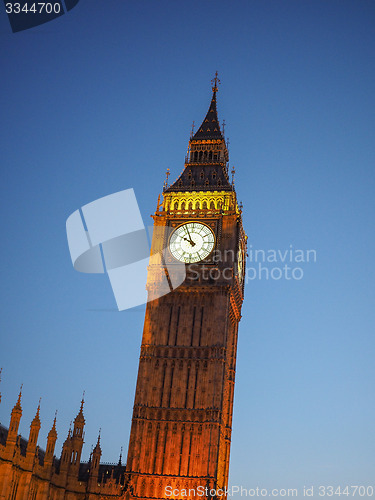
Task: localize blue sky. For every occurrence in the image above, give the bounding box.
[1,0,374,494]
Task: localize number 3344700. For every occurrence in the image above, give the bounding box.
[6,3,62,14]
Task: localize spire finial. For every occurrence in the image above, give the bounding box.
[222,119,226,137]
[190,121,195,139]
[14,384,23,409]
[36,397,41,417]
[231,166,235,186]
[78,391,85,413]
[118,446,123,465]
[164,168,170,190]
[52,410,57,428]
[211,71,220,93]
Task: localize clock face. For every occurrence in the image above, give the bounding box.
[169,222,215,263]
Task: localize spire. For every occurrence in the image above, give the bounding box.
[46,412,58,460]
[48,410,58,440]
[90,429,102,479]
[74,392,85,425]
[93,429,101,453]
[6,386,23,449]
[31,398,41,427]
[192,72,223,141]
[27,399,42,456]
[13,385,23,415]
[165,74,231,193]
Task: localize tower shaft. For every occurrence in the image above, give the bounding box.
[125,80,246,500]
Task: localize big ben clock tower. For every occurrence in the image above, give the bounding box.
[125,74,246,500]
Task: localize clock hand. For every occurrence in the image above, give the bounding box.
[183,237,196,247]
[185,226,196,246]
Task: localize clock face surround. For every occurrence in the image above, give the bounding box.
[169,222,215,263]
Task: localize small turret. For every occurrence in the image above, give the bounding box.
[6,386,23,448]
[92,430,102,468]
[68,395,86,477]
[44,411,58,467]
[72,396,85,438]
[59,422,73,474]
[26,399,41,460]
[88,430,102,492]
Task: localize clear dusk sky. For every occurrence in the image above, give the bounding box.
[1,0,374,496]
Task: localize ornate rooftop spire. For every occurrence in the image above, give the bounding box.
[118,446,123,466]
[74,392,85,425]
[93,429,102,454]
[31,398,41,427]
[192,72,223,141]
[48,410,58,439]
[165,74,231,193]
[13,384,23,414]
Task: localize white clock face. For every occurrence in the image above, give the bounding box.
[169,222,215,263]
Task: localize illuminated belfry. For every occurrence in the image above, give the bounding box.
[125,74,246,500]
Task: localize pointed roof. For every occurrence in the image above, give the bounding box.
[93,429,101,454]
[12,385,23,416]
[74,395,85,425]
[118,446,123,466]
[48,411,58,440]
[165,73,233,193]
[192,83,223,141]
[31,399,41,428]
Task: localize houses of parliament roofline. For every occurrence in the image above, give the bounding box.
[0,379,128,499]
